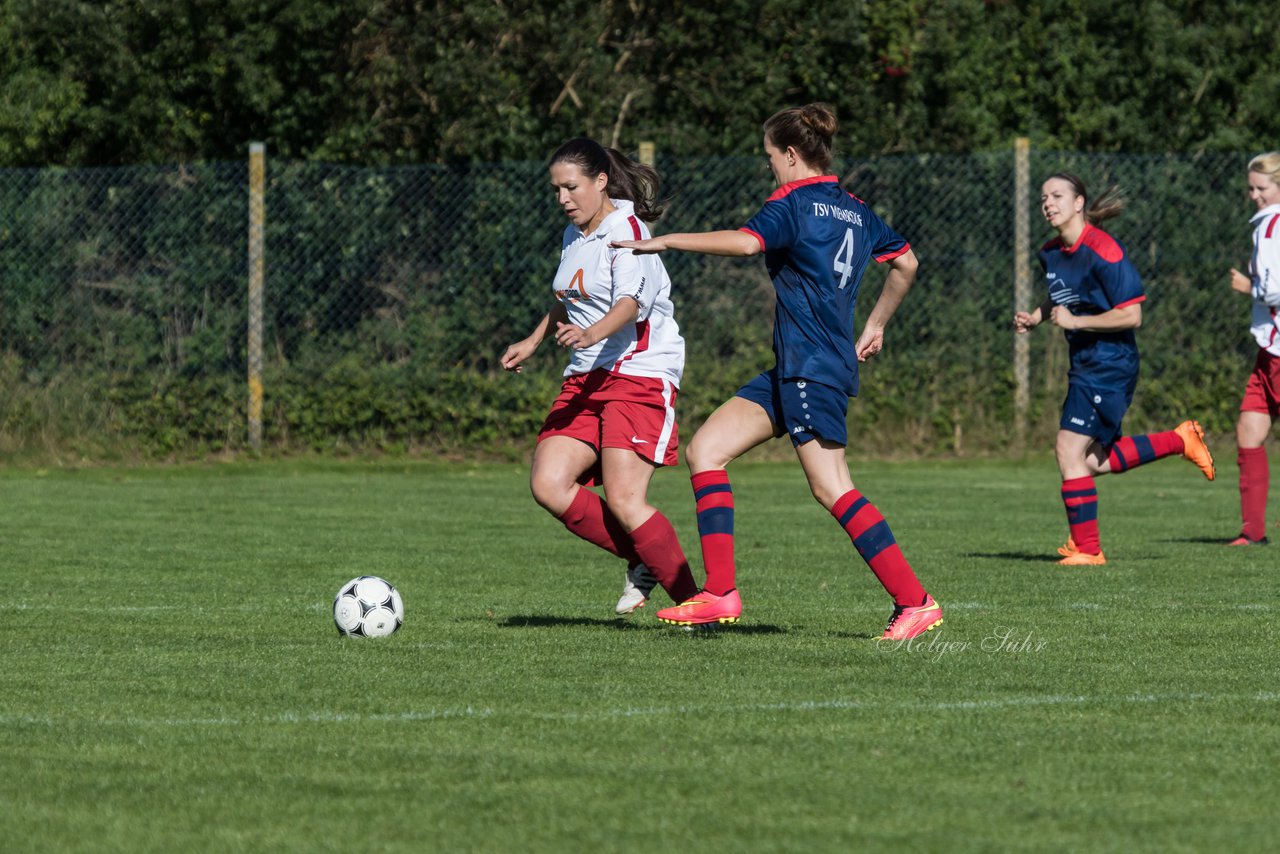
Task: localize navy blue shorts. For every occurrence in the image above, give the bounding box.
[1059,382,1135,446]
[736,369,850,447]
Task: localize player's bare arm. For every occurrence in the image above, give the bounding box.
[501,304,569,371]
[611,230,760,257]
[1014,296,1054,333]
[553,297,639,350]
[1230,267,1252,294]
[856,249,917,361]
[1049,301,1141,332]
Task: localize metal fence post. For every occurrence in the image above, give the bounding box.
[247,142,265,453]
[1013,137,1031,447]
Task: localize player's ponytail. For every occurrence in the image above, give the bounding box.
[603,148,665,222]
[1048,172,1125,224]
[763,103,837,173]
[549,137,665,222]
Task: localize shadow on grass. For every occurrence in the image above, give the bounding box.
[1159,536,1245,545]
[498,615,641,629]
[496,615,787,634]
[676,623,788,636]
[969,549,1176,565]
[964,551,1054,563]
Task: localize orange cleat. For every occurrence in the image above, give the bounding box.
[1225,535,1268,546]
[881,595,944,641]
[656,588,742,626]
[1057,544,1107,565]
[1174,420,1215,481]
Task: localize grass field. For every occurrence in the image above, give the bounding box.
[2,456,1276,852]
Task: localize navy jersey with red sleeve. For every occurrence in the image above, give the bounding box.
[740,175,909,396]
[1037,223,1145,390]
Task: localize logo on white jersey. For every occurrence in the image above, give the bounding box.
[555,268,594,303]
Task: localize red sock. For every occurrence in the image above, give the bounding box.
[1238,447,1269,541]
[630,512,699,602]
[831,489,927,607]
[692,470,735,596]
[1106,430,1183,474]
[1062,476,1100,554]
[558,487,640,564]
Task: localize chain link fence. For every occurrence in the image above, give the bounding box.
[0,148,1255,458]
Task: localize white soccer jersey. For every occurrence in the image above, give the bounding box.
[1248,203,1280,355]
[553,198,684,385]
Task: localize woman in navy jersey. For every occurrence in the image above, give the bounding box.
[1013,173,1215,565]
[1226,152,1280,546]
[501,137,698,614]
[613,103,942,641]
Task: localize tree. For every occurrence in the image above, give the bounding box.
[0,0,1277,167]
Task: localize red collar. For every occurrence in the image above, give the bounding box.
[767,175,838,202]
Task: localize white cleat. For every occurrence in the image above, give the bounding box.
[615,562,658,615]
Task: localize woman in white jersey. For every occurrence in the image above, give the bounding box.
[501,137,698,613]
[1227,151,1280,546]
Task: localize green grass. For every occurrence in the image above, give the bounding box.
[1,457,1276,852]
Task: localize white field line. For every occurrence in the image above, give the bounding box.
[0,601,1271,614]
[2,691,1277,729]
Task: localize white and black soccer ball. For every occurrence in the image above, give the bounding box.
[333,576,404,638]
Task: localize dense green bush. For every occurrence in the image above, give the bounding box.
[0,151,1262,460]
[3,1,1278,167]
[3,1,1277,459]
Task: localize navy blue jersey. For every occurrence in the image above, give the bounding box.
[741,176,909,396]
[1037,223,1146,390]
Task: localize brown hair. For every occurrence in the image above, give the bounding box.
[1047,172,1125,224]
[549,137,665,221]
[763,103,838,173]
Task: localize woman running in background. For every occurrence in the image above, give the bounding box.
[1014,172,1215,565]
[1226,152,1280,546]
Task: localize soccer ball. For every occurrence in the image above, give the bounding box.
[333,576,404,638]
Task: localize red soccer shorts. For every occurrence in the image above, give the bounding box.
[538,370,679,485]
[1240,348,1280,417]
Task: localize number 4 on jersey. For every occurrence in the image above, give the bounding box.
[833,228,855,289]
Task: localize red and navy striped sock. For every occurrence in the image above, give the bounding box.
[831,489,926,607]
[1106,430,1184,474]
[1238,446,1269,542]
[691,470,736,596]
[1061,476,1101,554]
[630,511,699,603]
[558,487,641,564]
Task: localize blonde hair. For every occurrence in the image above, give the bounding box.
[1248,152,1280,184]
[1047,172,1125,225]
